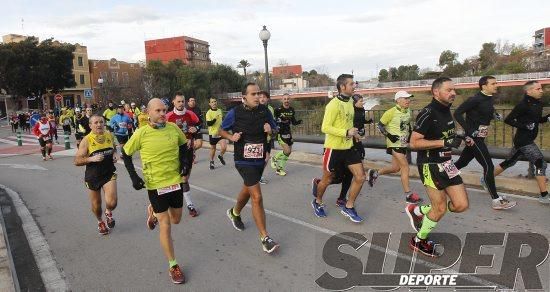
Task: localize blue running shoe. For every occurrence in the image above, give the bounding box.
[311,199,327,217]
[341,206,363,223]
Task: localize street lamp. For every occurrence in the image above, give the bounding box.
[259,25,271,94]
[98,78,104,108]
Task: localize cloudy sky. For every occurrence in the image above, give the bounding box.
[1,0,549,80]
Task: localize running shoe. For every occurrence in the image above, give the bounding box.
[336,198,347,208]
[261,236,279,254]
[405,204,423,232]
[270,156,278,169]
[169,264,185,284]
[47,155,53,160]
[218,155,226,166]
[42,156,47,161]
[98,221,109,235]
[226,208,245,231]
[480,176,488,192]
[367,169,378,187]
[538,195,550,204]
[209,161,215,170]
[146,204,158,230]
[341,206,363,223]
[188,205,199,217]
[105,210,115,229]
[405,192,423,204]
[311,199,327,217]
[311,177,321,198]
[409,236,440,257]
[259,177,268,185]
[276,168,287,176]
[491,196,516,210]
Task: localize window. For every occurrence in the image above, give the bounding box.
[122,72,129,86]
[111,72,118,84]
[78,56,83,67]
[80,74,85,85]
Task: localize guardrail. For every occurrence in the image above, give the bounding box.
[221,71,550,98]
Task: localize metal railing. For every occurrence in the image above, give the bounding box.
[221,71,550,98]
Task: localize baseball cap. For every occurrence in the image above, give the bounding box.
[75,107,81,112]
[117,104,124,108]
[394,90,413,101]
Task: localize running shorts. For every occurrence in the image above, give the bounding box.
[85,173,117,191]
[323,148,362,173]
[147,183,184,213]
[236,165,263,186]
[386,147,407,155]
[418,163,463,190]
[277,133,293,146]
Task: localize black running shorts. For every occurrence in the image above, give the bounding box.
[115,135,128,144]
[209,135,222,146]
[323,148,362,173]
[236,165,263,186]
[147,183,184,213]
[386,147,407,155]
[418,163,463,190]
[277,133,293,146]
[85,173,117,191]
[38,137,52,147]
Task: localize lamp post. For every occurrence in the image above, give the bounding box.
[259,25,271,94]
[98,78,104,109]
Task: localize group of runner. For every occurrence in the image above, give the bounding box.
[67,75,547,284]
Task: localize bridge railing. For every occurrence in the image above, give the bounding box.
[221,71,550,99]
[290,108,549,150]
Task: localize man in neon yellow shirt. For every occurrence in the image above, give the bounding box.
[205,97,227,170]
[102,101,117,131]
[121,98,189,284]
[367,91,422,204]
[311,74,366,223]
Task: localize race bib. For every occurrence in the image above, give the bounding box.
[400,135,409,146]
[42,135,51,141]
[157,183,181,196]
[439,160,461,179]
[477,125,488,138]
[63,119,70,126]
[244,143,264,159]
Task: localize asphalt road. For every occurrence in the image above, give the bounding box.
[1,144,549,290]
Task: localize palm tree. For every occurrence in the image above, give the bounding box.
[237,59,251,77]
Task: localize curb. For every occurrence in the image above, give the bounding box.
[200,143,541,196]
[0,194,18,292]
[0,185,68,291]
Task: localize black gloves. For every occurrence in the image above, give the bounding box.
[444,137,463,148]
[129,172,145,190]
[179,144,191,176]
[387,134,400,143]
[358,128,365,137]
[365,118,374,124]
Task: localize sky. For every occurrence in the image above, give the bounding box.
[1,0,549,81]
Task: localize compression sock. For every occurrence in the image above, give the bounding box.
[417,215,438,240]
[169,259,178,268]
[278,153,290,169]
[183,191,193,207]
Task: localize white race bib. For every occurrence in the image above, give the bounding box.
[157,183,181,196]
[244,143,264,159]
[477,125,488,138]
[439,160,461,179]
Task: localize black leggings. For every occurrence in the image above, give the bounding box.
[454,138,499,199]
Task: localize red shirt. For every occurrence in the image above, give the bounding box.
[33,120,55,138]
[166,109,200,139]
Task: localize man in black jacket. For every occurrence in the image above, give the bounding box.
[494,81,549,204]
[453,76,516,210]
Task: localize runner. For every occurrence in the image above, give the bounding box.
[166,93,201,217]
[205,97,227,170]
[124,103,135,138]
[220,82,280,254]
[102,101,117,131]
[493,81,549,204]
[73,115,118,235]
[10,112,18,133]
[47,110,59,143]
[32,114,55,161]
[187,97,204,162]
[367,90,422,204]
[109,104,132,151]
[136,105,149,128]
[311,74,366,223]
[405,77,470,257]
[453,76,516,210]
[60,108,72,134]
[74,107,92,149]
[259,90,276,184]
[121,98,188,284]
[271,93,302,176]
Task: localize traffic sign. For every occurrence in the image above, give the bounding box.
[55,94,63,102]
[84,89,93,99]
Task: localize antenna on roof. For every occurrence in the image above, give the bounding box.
[21,18,24,32]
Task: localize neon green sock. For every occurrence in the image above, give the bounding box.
[169,259,178,268]
[417,215,438,240]
[420,205,431,215]
[274,151,285,162]
[232,208,240,217]
[278,153,290,169]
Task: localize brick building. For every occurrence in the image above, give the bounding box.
[89,58,144,107]
[144,36,211,66]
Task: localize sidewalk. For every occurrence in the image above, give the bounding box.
[0,195,17,291]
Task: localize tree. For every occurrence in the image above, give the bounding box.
[378,69,389,82]
[237,59,251,77]
[302,70,334,87]
[0,37,76,109]
[438,50,459,69]
[479,42,498,71]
